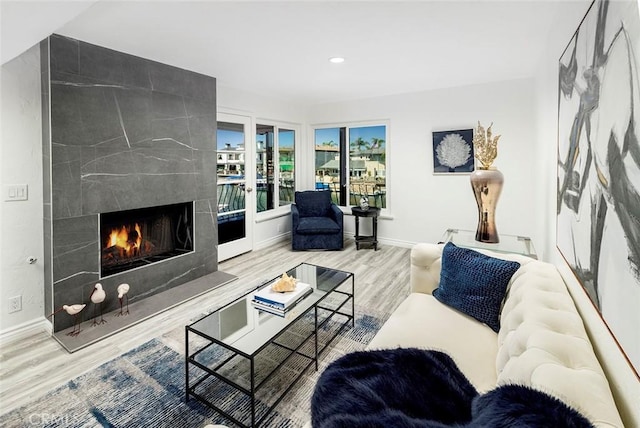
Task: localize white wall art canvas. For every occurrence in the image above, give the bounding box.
[432,129,474,174]
[557,0,640,373]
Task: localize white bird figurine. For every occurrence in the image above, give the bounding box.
[49,304,86,336]
[90,283,107,326]
[116,283,130,316]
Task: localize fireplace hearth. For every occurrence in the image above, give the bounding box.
[100,203,194,277]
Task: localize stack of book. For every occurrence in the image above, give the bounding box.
[251,281,313,317]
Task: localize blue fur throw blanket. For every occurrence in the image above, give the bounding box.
[311,348,594,428]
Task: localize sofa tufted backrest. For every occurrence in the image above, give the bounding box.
[409,243,624,427]
[498,261,623,428]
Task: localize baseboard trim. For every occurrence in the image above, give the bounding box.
[256,234,416,251]
[0,317,51,346]
[255,233,290,250]
[375,236,416,249]
[344,232,416,249]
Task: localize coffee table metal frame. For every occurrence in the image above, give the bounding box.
[185,263,354,427]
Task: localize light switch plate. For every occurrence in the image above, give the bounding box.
[4,184,28,201]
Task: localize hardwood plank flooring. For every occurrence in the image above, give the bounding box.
[0,239,411,418]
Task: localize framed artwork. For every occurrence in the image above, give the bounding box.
[432,129,474,174]
[556,0,639,373]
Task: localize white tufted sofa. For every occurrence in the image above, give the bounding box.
[366,242,624,428]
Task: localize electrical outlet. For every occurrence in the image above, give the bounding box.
[8,295,22,313]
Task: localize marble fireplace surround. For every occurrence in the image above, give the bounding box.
[41,35,235,351]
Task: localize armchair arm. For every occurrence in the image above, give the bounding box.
[329,204,343,228]
[291,204,301,230]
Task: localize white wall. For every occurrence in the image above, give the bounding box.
[307,79,540,250]
[533,1,640,426]
[0,44,45,332]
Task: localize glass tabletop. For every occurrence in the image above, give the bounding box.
[188,263,352,356]
[441,228,537,259]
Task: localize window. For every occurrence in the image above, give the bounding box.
[256,123,296,213]
[314,124,387,209]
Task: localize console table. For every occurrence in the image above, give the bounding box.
[352,207,381,251]
[441,228,537,259]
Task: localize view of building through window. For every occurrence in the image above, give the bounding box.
[315,124,387,209]
[217,121,247,244]
[279,128,295,207]
[257,124,296,213]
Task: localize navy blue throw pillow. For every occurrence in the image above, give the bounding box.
[433,242,520,332]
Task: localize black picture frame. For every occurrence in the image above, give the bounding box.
[432,129,474,174]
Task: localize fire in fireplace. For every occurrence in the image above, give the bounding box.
[100,203,194,277]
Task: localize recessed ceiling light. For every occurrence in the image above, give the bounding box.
[329,57,345,64]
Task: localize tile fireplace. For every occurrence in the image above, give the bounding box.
[41,35,228,345]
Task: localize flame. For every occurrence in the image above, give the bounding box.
[106,223,142,257]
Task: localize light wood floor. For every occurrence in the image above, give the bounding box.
[0,239,411,417]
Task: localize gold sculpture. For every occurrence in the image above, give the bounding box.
[272,272,298,292]
[472,121,501,169]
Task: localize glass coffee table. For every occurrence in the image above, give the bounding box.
[185,263,354,427]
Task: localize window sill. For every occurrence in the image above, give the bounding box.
[255,207,291,223]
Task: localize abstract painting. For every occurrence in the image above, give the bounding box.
[557,0,640,373]
[432,129,474,174]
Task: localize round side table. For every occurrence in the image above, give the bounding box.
[351,207,381,250]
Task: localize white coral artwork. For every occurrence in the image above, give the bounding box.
[436,133,471,169]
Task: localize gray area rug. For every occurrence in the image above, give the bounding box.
[1,304,390,428]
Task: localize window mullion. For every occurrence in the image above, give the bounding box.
[274,126,280,208]
[339,127,348,206]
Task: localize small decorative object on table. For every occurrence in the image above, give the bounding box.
[470,121,504,244]
[359,196,369,211]
[271,272,298,292]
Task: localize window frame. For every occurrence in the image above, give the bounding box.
[312,120,390,215]
[255,120,300,219]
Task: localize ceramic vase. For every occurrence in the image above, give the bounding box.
[470,167,503,243]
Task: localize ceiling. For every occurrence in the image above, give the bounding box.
[1,0,589,105]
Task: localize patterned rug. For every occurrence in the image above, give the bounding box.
[1,305,390,428]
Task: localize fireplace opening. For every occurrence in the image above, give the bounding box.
[100,202,194,277]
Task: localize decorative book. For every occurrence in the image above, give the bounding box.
[253,281,313,309]
[252,299,305,319]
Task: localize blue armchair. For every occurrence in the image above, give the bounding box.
[291,190,344,251]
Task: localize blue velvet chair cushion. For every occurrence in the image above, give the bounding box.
[433,242,521,333]
[296,217,342,235]
[295,190,331,217]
